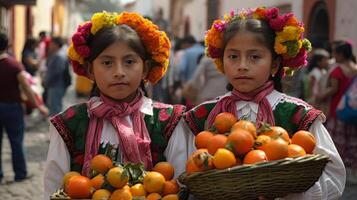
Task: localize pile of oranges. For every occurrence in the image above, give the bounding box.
[186,112,317,174]
[62,155,179,200]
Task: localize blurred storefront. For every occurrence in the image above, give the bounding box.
[0,0,36,60]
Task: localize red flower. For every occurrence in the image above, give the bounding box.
[196,106,208,119]
[71,61,87,77]
[75,45,90,57]
[72,32,86,45]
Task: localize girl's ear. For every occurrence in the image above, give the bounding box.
[143,60,151,80]
[86,63,95,81]
[271,57,281,77]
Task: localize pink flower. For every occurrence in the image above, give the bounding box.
[208,46,222,58]
[269,13,293,31]
[75,45,91,57]
[282,48,308,68]
[214,21,226,32]
[71,61,87,76]
[72,32,86,45]
[265,7,279,20]
[159,109,170,122]
[65,107,76,119]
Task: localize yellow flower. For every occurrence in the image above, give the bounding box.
[214,59,224,73]
[276,26,303,41]
[91,12,117,34]
[274,38,287,54]
[67,44,84,64]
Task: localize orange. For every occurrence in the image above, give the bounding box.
[162,180,179,196]
[90,173,105,190]
[130,183,147,197]
[207,134,228,155]
[195,131,214,149]
[147,193,162,200]
[231,120,257,138]
[191,149,214,171]
[143,171,166,193]
[152,162,175,181]
[107,166,129,189]
[62,171,80,188]
[291,130,316,153]
[186,156,201,175]
[109,188,132,200]
[226,129,254,155]
[162,194,179,200]
[260,138,289,161]
[288,144,307,158]
[213,148,236,169]
[254,135,272,150]
[260,126,290,143]
[92,189,111,200]
[90,154,113,174]
[214,112,237,134]
[243,150,268,164]
[65,175,94,199]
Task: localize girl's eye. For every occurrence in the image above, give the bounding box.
[250,54,261,60]
[124,58,136,65]
[101,60,113,66]
[228,54,238,60]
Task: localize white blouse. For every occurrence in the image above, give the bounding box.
[43,97,196,200]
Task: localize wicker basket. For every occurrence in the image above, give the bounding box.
[178,154,329,200]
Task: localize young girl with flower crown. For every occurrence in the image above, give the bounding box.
[44,11,195,199]
[184,7,345,199]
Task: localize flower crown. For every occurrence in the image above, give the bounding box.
[205,7,312,76]
[67,11,171,84]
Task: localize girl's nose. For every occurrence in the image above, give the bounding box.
[237,58,248,71]
[113,65,125,78]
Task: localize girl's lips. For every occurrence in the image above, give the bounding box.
[110,82,129,87]
[234,76,252,80]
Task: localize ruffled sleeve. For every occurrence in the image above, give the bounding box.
[44,123,71,200]
[280,116,346,200]
[164,118,196,178]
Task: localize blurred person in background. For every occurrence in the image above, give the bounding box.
[38,31,51,106]
[0,32,48,183]
[306,49,330,110]
[43,37,69,116]
[317,40,357,184]
[182,56,228,105]
[21,37,39,76]
[178,35,204,108]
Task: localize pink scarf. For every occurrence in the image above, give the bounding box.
[207,81,275,128]
[82,90,152,176]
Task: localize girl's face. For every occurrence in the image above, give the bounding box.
[223,32,275,93]
[318,57,329,69]
[90,40,148,102]
[332,50,344,63]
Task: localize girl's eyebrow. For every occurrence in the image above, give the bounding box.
[98,53,139,59]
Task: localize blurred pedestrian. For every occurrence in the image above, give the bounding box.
[317,40,357,184]
[43,37,68,116]
[0,32,48,183]
[21,37,39,76]
[306,49,330,109]
[182,56,228,105]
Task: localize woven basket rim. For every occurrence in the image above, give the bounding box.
[179,154,329,183]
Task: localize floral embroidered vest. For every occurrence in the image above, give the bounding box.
[50,102,185,173]
[184,94,322,137]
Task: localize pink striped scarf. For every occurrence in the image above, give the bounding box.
[82,90,152,176]
[207,81,275,128]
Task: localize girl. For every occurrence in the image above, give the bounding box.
[317,40,357,184]
[184,8,345,199]
[44,12,194,198]
[306,49,330,109]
